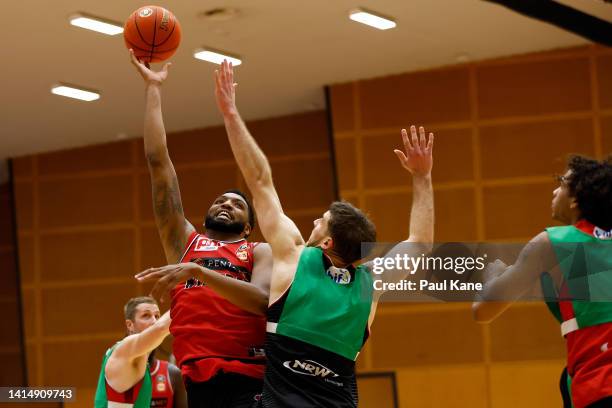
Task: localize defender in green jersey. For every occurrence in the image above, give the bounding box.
[473,155,612,408]
[213,60,435,407]
[94,296,186,408]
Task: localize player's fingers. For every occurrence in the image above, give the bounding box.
[427,133,434,151]
[411,126,421,153]
[419,126,426,149]
[394,149,407,165]
[401,128,413,151]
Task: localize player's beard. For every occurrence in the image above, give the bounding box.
[204,214,246,235]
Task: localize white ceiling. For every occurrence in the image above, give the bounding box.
[1,0,611,167]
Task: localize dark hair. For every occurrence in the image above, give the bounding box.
[222,189,256,229]
[327,201,377,264]
[124,296,158,321]
[567,155,612,229]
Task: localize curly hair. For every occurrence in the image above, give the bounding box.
[567,155,612,230]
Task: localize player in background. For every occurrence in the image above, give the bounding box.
[94,296,187,408]
[473,155,612,408]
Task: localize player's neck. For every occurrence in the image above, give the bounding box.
[323,250,350,269]
[205,229,245,242]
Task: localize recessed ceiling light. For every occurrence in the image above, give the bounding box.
[69,13,123,36]
[349,8,396,30]
[194,49,242,66]
[51,84,100,102]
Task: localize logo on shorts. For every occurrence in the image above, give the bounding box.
[139,8,153,17]
[283,359,339,378]
[326,266,351,285]
[594,227,612,240]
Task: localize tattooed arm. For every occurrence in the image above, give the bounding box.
[130,50,195,262]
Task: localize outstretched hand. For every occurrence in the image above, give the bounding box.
[214,59,238,116]
[394,125,434,177]
[129,49,171,85]
[135,263,202,304]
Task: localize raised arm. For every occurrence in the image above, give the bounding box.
[214,60,303,257]
[368,127,434,288]
[105,311,171,391]
[129,50,195,263]
[472,232,555,323]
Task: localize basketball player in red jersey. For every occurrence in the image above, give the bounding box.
[129,50,273,408]
[94,296,187,408]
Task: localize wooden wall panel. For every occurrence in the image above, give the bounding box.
[359,68,471,128]
[17,236,34,285]
[0,254,17,298]
[330,83,355,132]
[477,57,591,118]
[365,192,412,242]
[249,111,330,156]
[362,134,413,189]
[37,142,132,175]
[490,361,565,408]
[489,304,565,361]
[597,55,612,110]
[40,230,134,281]
[270,157,334,210]
[601,116,612,156]
[21,288,35,339]
[41,283,136,336]
[434,188,478,242]
[335,137,358,190]
[0,180,26,385]
[13,182,33,231]
[140,226,168,268]
[42,340,111,387]
[0,298,21,348]
[483,183,555,239]
[38,176,133,228]
[12,157,33,178]
[480,119,594,179]
[396,365,488,408]
[371,310,484,367]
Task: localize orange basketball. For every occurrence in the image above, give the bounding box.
[124,6,181,63]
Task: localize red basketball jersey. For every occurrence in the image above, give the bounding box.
[170,232,266,382]
[150,360,174,408]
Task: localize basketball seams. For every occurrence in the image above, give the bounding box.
[154,17,177,47]
[149,7,158,62]
[134,12,153,47]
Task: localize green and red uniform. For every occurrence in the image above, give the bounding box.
[543,220,612,408]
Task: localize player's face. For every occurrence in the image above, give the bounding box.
[205,193,250,234]
[126,303,161,335]
[552,169,576,223]
[306,211,332,247]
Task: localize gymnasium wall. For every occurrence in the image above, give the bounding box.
[11,110,333,407]
[329,44,612,407]
[0,180,26,386]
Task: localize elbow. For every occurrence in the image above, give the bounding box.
[145,150,169,168]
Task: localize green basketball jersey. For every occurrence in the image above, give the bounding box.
[272,247,373,360]
[93,343,152,408]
